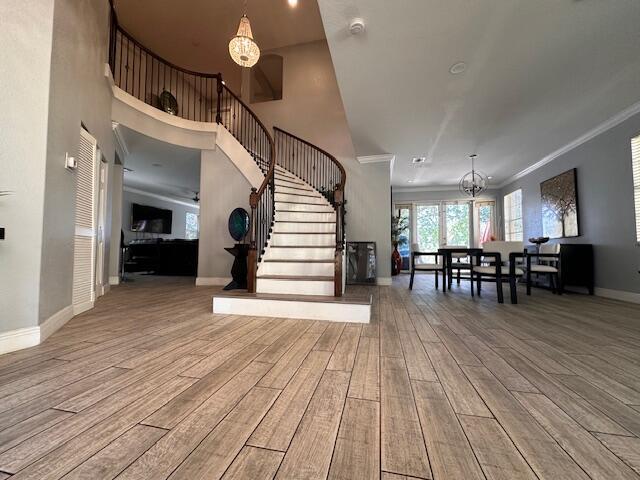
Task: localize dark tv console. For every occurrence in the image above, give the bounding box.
[125,238,198,276]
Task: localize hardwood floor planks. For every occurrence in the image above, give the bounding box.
[328,397,380,480]
[221,446,284,480]
[275,370,350,480]
[0,275,639,480]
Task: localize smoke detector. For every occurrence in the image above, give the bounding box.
[349,18,365,35]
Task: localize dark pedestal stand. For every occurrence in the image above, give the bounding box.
[223,243,249,290]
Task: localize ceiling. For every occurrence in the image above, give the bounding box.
[119,126,201,204]
[318,0,640,188]
[114,0,325,90]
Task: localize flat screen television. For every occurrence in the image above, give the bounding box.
[131,203,172,234]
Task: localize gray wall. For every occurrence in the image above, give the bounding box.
[122,190,199,244]
[245,40,392,279]
[198,149,252,280]
[39,0,115,323]
[500,112,640,294]
[0,0,54,331]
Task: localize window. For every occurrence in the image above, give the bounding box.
[504,189,523,241]
[632,134,640,243]
[185,212,199,240]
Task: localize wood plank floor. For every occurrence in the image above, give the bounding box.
[1,274,640,479]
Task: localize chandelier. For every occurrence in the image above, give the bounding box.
[229,11,260,68]
[459,154,489,197]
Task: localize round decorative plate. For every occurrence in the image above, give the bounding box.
[228,208,250,242]
[159,90,179,116]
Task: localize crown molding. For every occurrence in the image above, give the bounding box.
[123,186,200,209]
[393,185,500,193]
[498,100,640,188]
[357,154,395,164]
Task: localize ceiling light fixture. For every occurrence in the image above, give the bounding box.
[288,0,298,6]
[229,1,260,68]
[459,154,489,198]
[449,61,467,75]
[412,157,427,164]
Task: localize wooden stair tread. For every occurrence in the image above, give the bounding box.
[263,259,333,263]
[277,210,335,214]
[274,220,335,223]
[267,246,334,249]
[272,231,334,235]
[257,275,334,281]
[275,200,331,206]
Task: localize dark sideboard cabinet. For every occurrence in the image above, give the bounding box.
[527,243,594,294]
[559,244,594,294]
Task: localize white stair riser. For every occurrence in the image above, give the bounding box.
[275,193,327,205]
[273,222,335,233]
[275,211,336,222]
[258,261,334,276]
[270,233,334,246]
[275,185,316,195]
[275,202,334,213]
[274,174,304,184]
[256,278,334,296]
[213,297,370,323]
[263,246,335,261]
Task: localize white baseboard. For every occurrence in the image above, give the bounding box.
[73,301,94,316]
[377,277,392,286]
[40,305,74,341]
[109,276,120,286]
[0,326,40,355]
[594,287,640,305]
[196,277,231,286]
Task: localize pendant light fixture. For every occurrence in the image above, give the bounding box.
[459,154,489,198]
[229,1,260,68]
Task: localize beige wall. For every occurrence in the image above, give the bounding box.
[245,40,392,278]
[0,0,55,331]
[197,148,252,281]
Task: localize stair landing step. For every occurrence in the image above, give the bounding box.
[212,292,372,323]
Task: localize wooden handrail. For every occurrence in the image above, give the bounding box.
[273,127,346,190]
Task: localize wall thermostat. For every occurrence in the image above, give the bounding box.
[65,153,77,170]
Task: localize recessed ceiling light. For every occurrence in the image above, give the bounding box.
[288,0,298,6]
[123,167,134,173]
[487,176,493,180]
[407,179,415,183]
[412,157,427,164]
[449,62,467,75]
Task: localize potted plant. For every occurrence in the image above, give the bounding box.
[391,215,409,275]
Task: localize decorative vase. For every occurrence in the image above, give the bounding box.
[391,242,402,276]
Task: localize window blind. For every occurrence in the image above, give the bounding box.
[504,189,523,241]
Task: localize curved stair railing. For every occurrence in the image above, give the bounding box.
[109,7,275,292]
[274,127,346,296]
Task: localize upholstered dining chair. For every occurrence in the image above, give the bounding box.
[410,243,446,291]
[471,241,525,304]
[526,243,562,295]
[441,245,472,288]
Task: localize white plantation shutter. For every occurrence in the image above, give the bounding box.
[72,128,98,312]
[503,189,523,241]
[632,135,640,243]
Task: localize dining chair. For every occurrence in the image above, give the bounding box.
[526,243,562,295]
[471,241,525,304]
[409,243,446,291]
[441,245,472,288]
